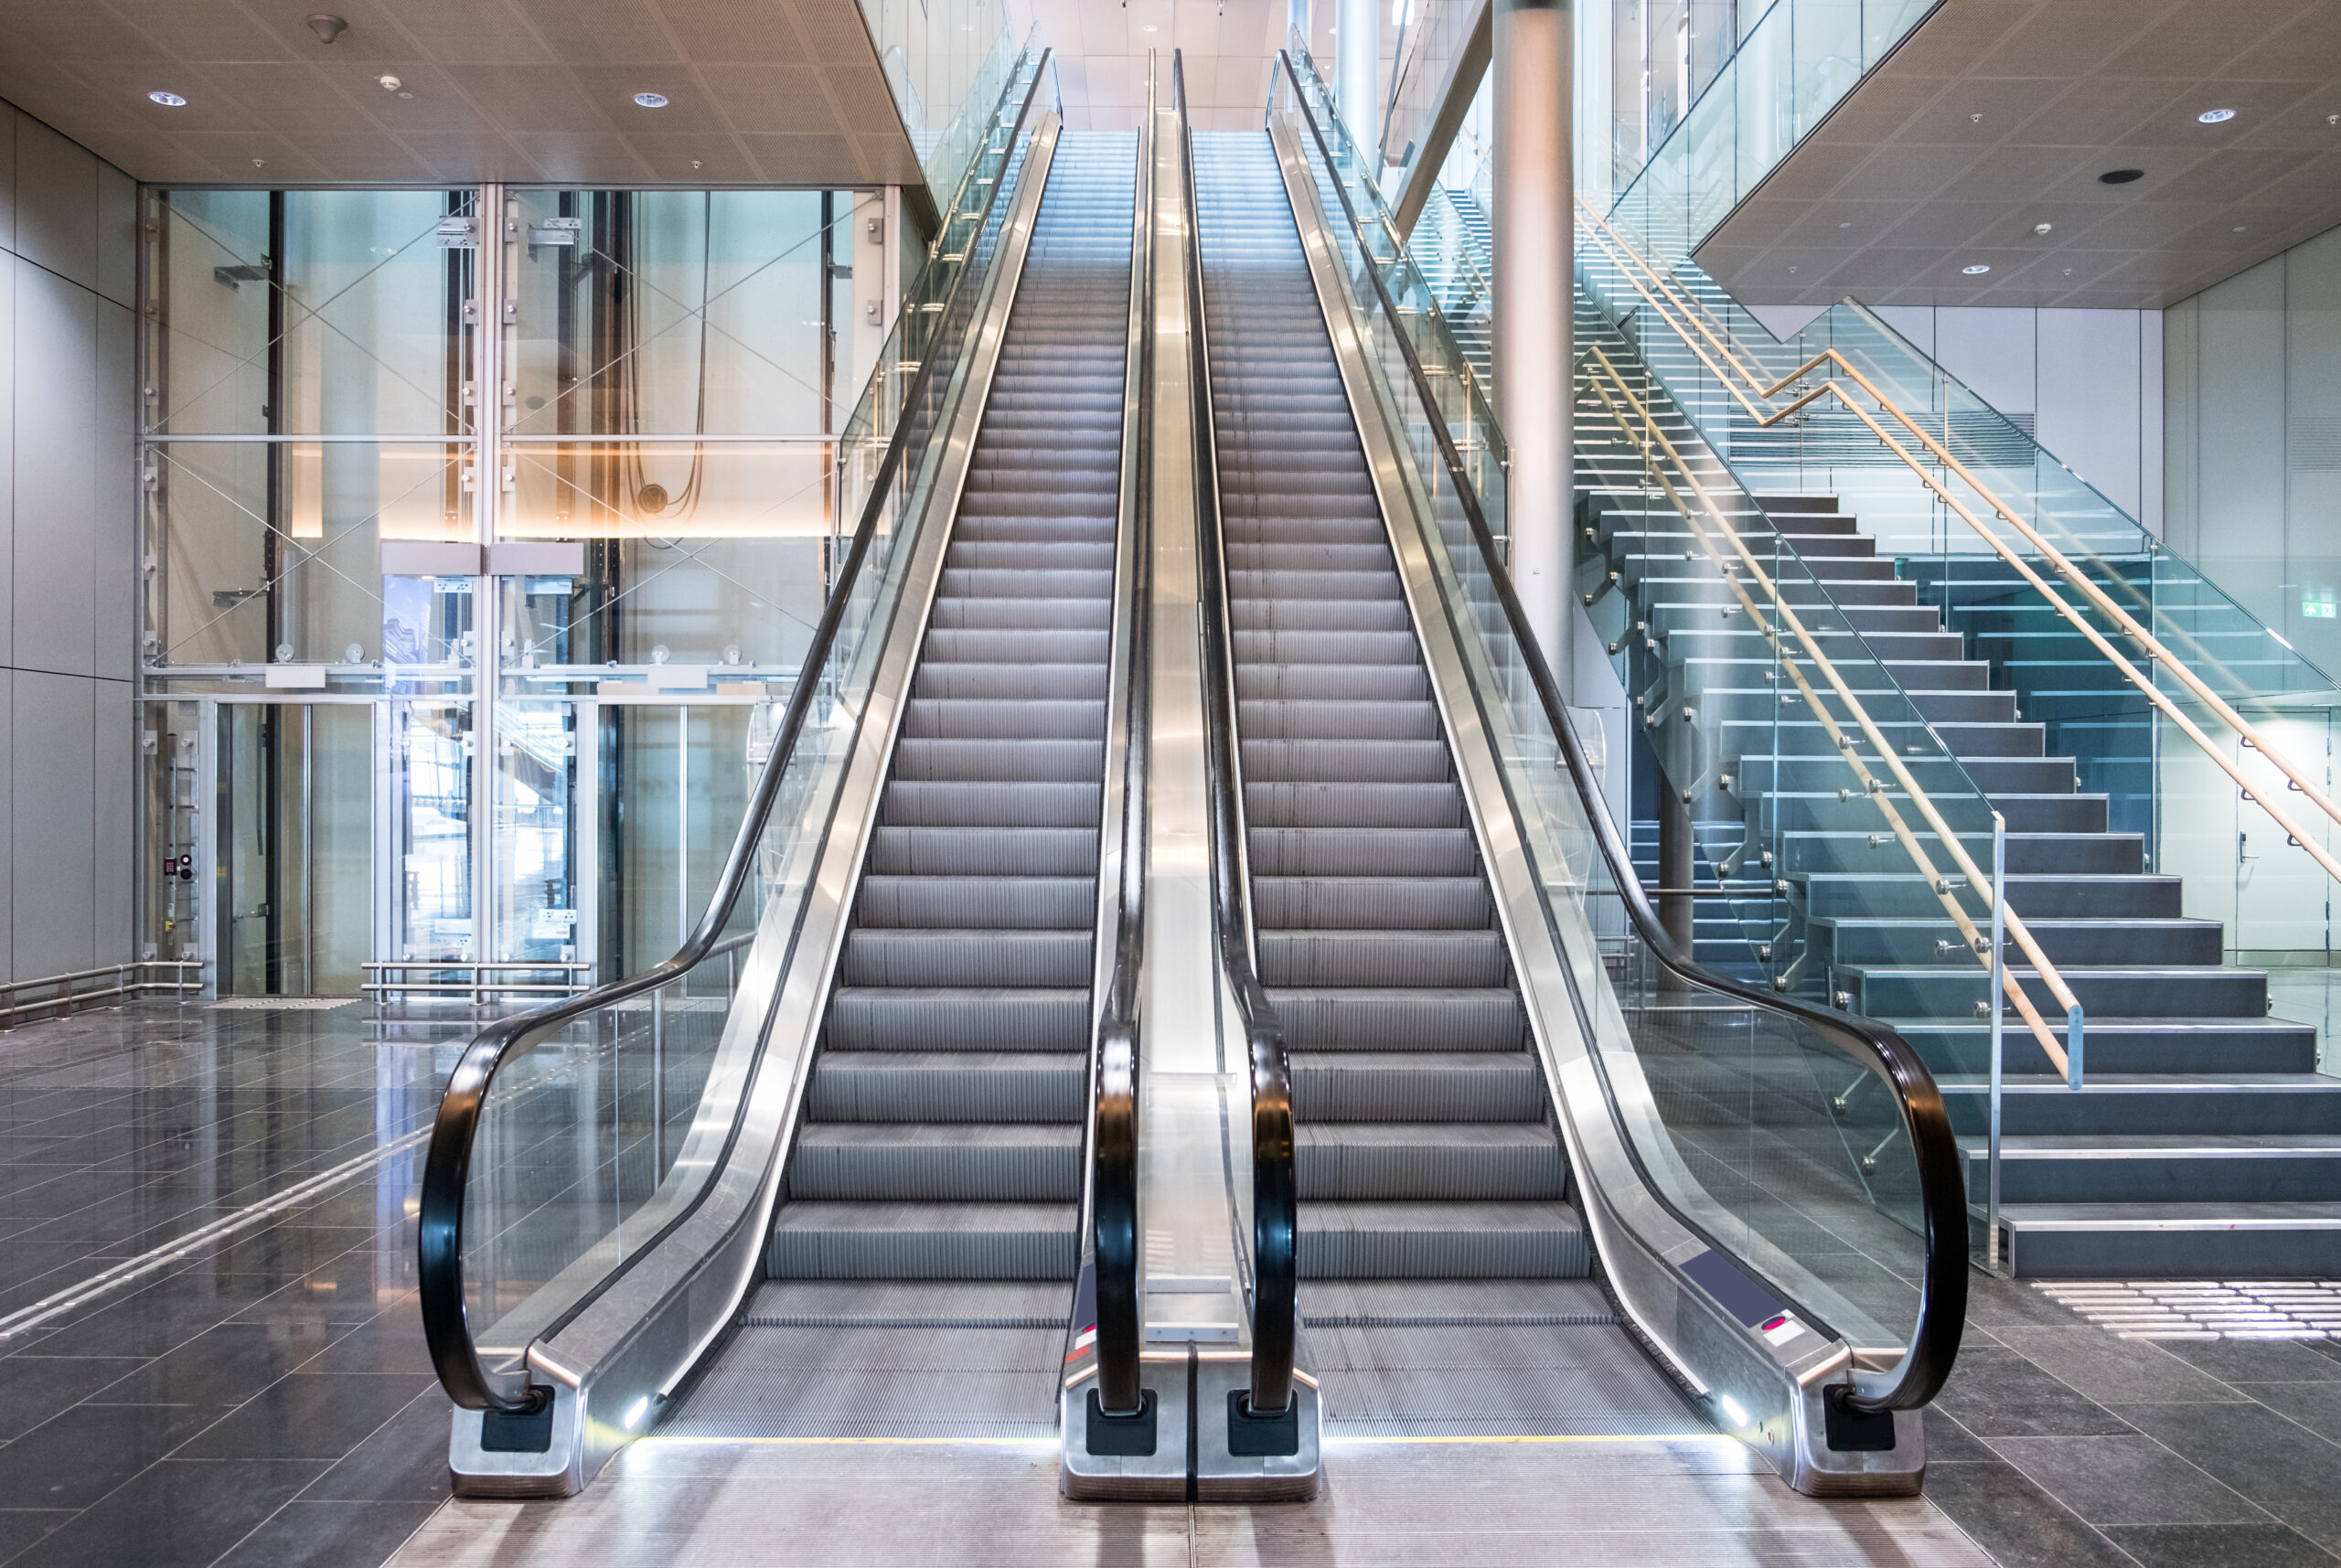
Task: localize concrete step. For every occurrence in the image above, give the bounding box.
[1964,1136,2341,1203]
[1941,1074,2341,1136]
[1897,1017,2318,1077]
[1994,1202,2341,1278]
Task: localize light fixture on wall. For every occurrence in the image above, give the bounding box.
[1962,263,1991,274]
[2197,108,2237,123]
[635,91,669,108]
[148,91,187,106]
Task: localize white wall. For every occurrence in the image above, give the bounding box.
[1867,304,2165,537]
[0,105,138,983]
[2165,222,2341,679]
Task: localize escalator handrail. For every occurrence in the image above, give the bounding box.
[1091,79,1156,1419]
[1178,53,1299,1418]
[1273,50,1964,1414]
[418,52,1054,1417]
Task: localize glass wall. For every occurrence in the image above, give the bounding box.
[140,184,890,995]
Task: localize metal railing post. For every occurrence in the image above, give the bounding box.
[1988,811,2006,1274]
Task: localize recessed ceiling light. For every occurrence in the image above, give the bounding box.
[148,91,187,106]
[1838,220,1852,228]
[634,91,669,108]
[1143,22,1158,30]
[2100,167,2144,185]
[2033,221,2053,235]
[2233,225,2248,231]
[379,74,401,91]
[2197,108,2237,123]
[1962,263,1992,274]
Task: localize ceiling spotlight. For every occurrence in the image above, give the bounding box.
[1962,263,1992,274]
[2100,167,2144,184]
[2197,108,2236,123]
[1143,22,1159,29]
[306,13,347,43]
[634,91,669,108]
[2233,224,2248,231]
[2033,221,2053,235]
[148,91,187,107]
[379,74,401,91]
[1839,220,1852,228]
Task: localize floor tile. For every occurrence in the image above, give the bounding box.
[2100,1521,2341,1567]
[1991,1328,2250,1407]
[1987,1433,2267,1527]
[1928,1347,2138,1439]
[2160,1339,2341,1387]
[302,1391,454,1504]
[209,1499,443,1568]
[2,1458,324,1568]
[2234,1382,2341,1445]
[0,1403,218,1510]
[0,1357,145,1442]
[1918,1457,2137,1568]
[179,1372,436,1461]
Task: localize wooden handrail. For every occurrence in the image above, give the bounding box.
[1585,344,2080,1080]
[1578,203,2341,892]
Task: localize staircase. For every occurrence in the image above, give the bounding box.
[1575,329,2341,1274]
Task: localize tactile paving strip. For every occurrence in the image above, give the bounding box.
[2036,1279,2341,1339]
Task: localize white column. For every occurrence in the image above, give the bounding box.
[1492,0,1572,688]
[1338,0,1381,167]
[1288,0,1312,50]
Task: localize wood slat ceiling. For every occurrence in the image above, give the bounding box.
[1694,0,2341,308]
[0,0,925,186]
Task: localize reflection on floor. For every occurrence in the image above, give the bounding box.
[0,998,465,1568]
[5,1002,2341,1565]
[387,1435,1994,1567]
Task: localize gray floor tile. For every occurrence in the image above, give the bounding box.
[1987,1433,2268,1527]
[1991,1327,2251,1407]
[2100,1521,2341,1567]
[1919,1457,2138,1568]
[209,1499,444,1568]
[1929,1346,2138,1439]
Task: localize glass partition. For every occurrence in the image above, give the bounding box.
[1275,49,1956,1385]
[1603,0,1939,253]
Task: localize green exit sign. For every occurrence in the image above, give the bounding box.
[2305,590,2337,620]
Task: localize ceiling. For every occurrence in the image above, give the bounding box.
[0,0,925,186]
[1010,0,1351,133]
[1694,0,2341,309]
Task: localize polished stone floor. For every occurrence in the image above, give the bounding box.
[0,999,461,1568]
[5,1000,2341,1566]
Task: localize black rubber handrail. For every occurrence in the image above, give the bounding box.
[1275,50,1964,1414]
[1180,51,1299,1419]
[418,52,1053,1416]
[1090,91,1156,1421]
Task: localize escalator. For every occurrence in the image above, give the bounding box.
[1195,131,1689,1428]
[416,57,1154,1491]
[1209,56,1969,1488]
[661,129,1136,1436]
[416,43,1968,1507]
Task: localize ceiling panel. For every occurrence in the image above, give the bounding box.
[1696,0,2341,308]
[0,0,922,186]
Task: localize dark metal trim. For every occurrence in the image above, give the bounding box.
[418,52,1054,1415]
[1275,50,1964,1415]
[1178,51,1299,1419]
[1090,83,1156,1420]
